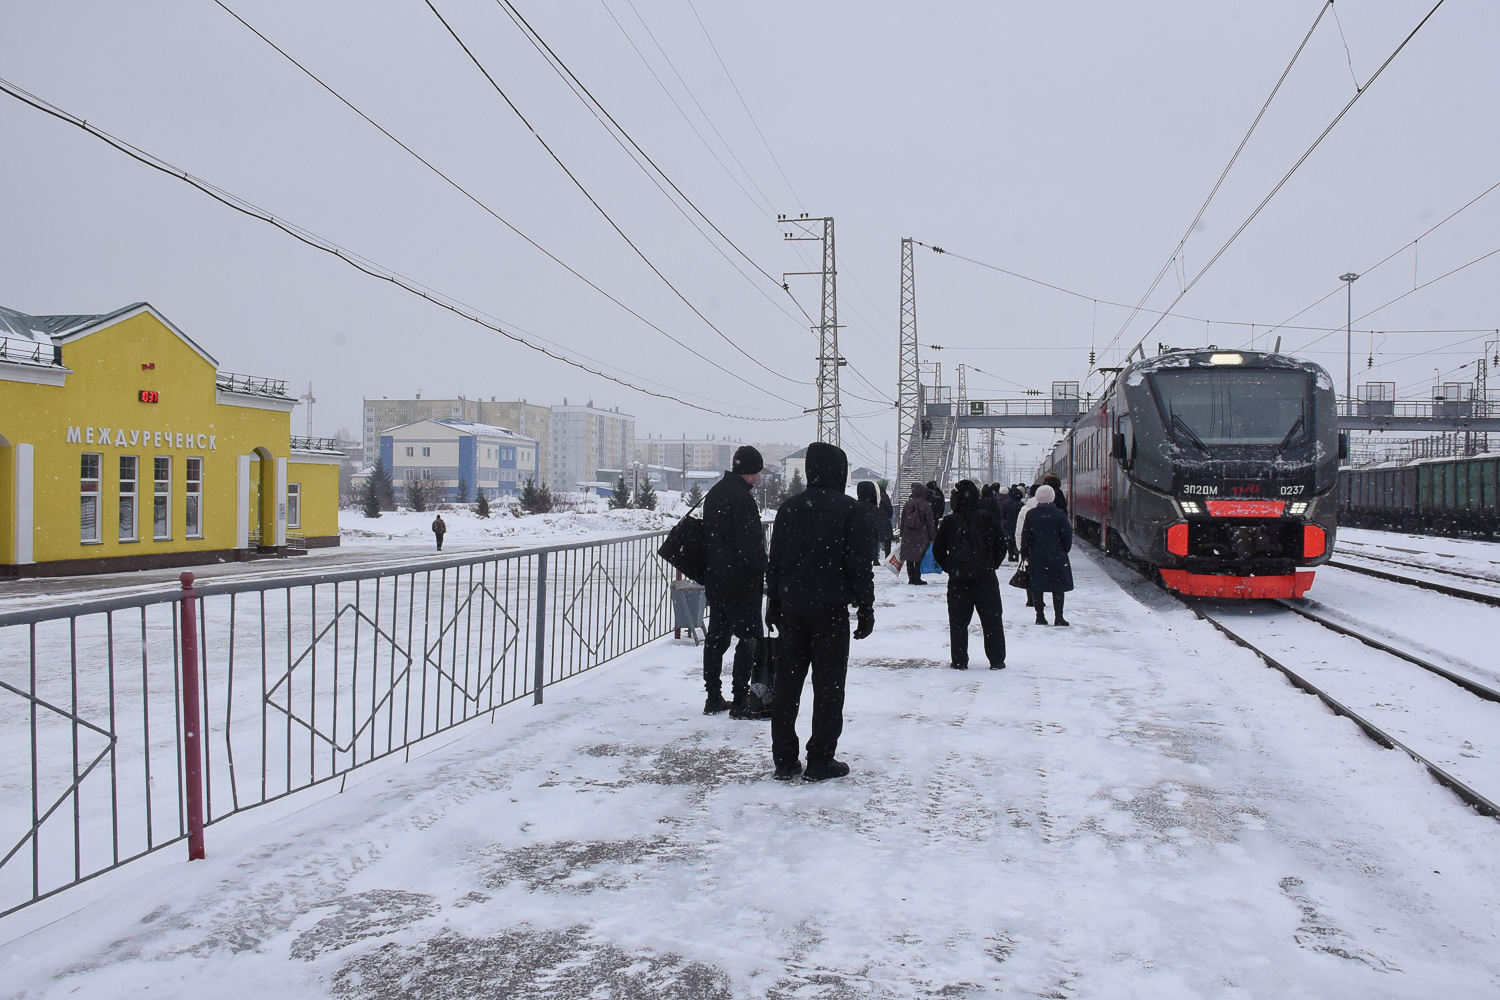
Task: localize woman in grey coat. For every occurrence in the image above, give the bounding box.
[898,482,936,585]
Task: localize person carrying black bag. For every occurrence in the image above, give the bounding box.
[765,442,875,781]
[701,446,768,717]
[933,480,1008,670]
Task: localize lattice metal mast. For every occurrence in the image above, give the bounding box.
[781,215,841,446]
[956,363,969,481]
[896,237,920,501]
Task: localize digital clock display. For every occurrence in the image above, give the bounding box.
[139,390,160,403]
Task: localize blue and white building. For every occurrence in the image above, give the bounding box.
[381,419,539,500]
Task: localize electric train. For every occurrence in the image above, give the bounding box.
[1041,347,1342,598]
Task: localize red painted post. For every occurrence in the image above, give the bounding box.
[178,571,206,860]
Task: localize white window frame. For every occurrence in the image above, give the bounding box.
[185,457,204,538]
[81,453,101,544]
[118,455,138,542]
[153,456,172,541]
[286,481,301,528]
[421,446,431,457]
[405,446,414,457]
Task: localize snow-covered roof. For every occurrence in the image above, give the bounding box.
[381,418,537,443]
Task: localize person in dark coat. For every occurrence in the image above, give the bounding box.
[1000,486,1024,562]
[431,514,447,551]
[898,482,936,585]
[932,480,1008,670]
[701,446,768,717]
[855,480,885,565]
[765,442,875,781]
[927,481,946,520]
[877,481,895,558]
[921,417,933,440]
[1020,484,1074,626]
[1042,472,1068,514]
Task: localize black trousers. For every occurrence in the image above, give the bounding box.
[948,572,1006,667]
[771,602,850,767]
[434,532,445,551]
[1028,590,1065,619]
[703,599,762,695]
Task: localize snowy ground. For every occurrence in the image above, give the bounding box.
[1334,527,1500,590]
[3,549,1499,997]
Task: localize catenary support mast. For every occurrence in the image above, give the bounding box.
[782,216,841,446]
[896,237,921,503]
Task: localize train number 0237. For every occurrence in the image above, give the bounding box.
[1279,485,1305,495]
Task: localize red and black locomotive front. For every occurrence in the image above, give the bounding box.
[1108,350,1339,598]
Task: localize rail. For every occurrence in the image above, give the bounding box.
[0,531,673,917]
[215,371,290,398]
[289,436,347,454]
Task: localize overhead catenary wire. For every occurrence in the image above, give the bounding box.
[423,0,807,388]
[211,0,808,410]
[1118,0,1451,361]
[0,75,806,423]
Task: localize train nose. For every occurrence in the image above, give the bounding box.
[1229,525,1284,560]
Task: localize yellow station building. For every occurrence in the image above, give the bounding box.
[0,301,340,577]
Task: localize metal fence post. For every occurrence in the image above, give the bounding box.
[532,552,548,705]
[178,572,206,860]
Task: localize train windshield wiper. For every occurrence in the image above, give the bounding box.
[1275,413,1306,456]
[1171,412,1213,457]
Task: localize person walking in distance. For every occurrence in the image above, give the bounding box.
[1013,485,1040,606]
[1042,471,1068,514]
[701,446,769,717]
[431,513,447,551]
[877,481,895,559]
[1020,484,1074,626]
[926,480,946,520]
[765,442,875,781]
[856,480,886,566]
[933,480,1008,670]
[1000,485,1024,563]
[921,417,933,440]
[898,482,936,585]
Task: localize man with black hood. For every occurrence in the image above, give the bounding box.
[933,480,1008,670]
[765,442,875,781]
[701,446,768,718]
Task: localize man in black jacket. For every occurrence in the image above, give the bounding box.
[933,480,1008,670]
[701,446,768,717]
[765,442,875,781]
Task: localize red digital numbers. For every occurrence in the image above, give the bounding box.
[139,390,160,403]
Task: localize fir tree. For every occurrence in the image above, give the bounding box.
[684,481,704,508]
[361,473,382,518]
[475,489,490,519]
[405,478,429,512]
[535,482,555,513]
[519,478,541,514]
[634,477,658,510]
[608,476,632,509]
[371,458,396,511]
[455,479,469,503]
[784,468,806,502]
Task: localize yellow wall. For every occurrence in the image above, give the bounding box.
[288,459,340,540]
[1,307,335,571]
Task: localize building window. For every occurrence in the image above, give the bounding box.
[185,458,203,538]
[118,455,137,541]
[153,457,171,540]
[421,446,431,457]
[421,469,432,480]
[405,446,414,457]
[286,482,301,528]
[81,453,101,543]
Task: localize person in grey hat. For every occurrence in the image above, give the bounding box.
[701,445,768,717]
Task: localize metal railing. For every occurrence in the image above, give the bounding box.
[289,436,348,454]
[0,335,62,368]
[215,371,290,398]
[0,531,673,917]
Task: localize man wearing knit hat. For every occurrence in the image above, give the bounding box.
[701,445,768,717]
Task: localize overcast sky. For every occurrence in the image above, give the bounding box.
[4,1,1497,474]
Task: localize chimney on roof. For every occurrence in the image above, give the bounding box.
[415,392,421,399]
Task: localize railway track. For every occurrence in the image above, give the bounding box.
[1175,597,1500,821]
[1326,557,1500,608]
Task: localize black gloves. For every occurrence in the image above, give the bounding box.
[853,606,875,640]
[765,600,782,633]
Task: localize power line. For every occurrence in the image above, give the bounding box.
[1102,1,1334,358]
[1120,0,1451,360]
[0,74,806,423]
[211,0,808,410]
[423,0,805,388]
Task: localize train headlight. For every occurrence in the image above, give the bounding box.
[1209,353,1243,365]
[1179,500,1203,515]
[1287,501,1309,516]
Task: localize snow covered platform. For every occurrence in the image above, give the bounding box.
[3,551,1498,997]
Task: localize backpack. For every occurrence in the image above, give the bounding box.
[657,494,708,583]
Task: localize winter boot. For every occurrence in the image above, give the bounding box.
[728,691,755,720]
[774,760,803,781]
[949,661,968,670]
[803,758,850,782]
[703,691,730,715]
[1034,611,1048,626]
[989,662,1007,670]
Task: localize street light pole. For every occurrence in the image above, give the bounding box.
[1340,272,1360,408]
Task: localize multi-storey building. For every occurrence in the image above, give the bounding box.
[362,395,550,479]
[633,435,742,473]
[549,401,634,491]
[380,420,538,500]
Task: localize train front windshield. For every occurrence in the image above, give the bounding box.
[1152,369,1314,450]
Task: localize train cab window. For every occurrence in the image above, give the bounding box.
[1114,415,1135,466]
[1151,369,1312,451]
